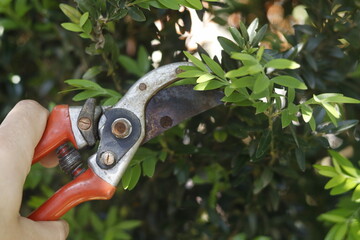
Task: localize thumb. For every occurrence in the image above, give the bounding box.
[18,217,69,240]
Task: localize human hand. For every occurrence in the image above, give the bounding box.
[0,100,69,240]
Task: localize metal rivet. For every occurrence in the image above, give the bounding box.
[112,118,132,139]
[100,151,115,166]
[160,116,173,128]
[139,83,147,91]
[78,117,91,130]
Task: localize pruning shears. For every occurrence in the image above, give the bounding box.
[28,62,223,221]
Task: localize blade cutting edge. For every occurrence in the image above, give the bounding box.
[143,85,224,142]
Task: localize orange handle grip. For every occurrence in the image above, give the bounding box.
[33,105,77,164]
[28,169,116,221]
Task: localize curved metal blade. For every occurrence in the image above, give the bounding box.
[143,85,224,143]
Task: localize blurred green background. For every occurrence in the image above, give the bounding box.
[1,0,360,239]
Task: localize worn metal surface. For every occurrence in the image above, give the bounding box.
[77,98,102,147]
[69,107,87,149]
[89,62,193,186]
[143,85,224,142]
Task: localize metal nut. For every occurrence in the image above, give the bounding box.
[78,117,91,130]
[100,151,115,166]
[111,118,132,139]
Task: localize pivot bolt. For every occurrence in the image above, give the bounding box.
[100,151,115,166]
[112,118,132,139]
[78,117,91,130]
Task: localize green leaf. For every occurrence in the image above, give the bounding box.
[232,233,247,240]
[265,59,300,69]
[221,92,247,103]
[73,90,102,101]
[213,127,228,143]
[226,66,250,78]
[231,53,257,63]
[105,206,118,227]
[314,165,338,177]
[325,175,346,189]
[118,55,142,77]
[256,46,265,60]
[288,87,295,103]
[103,96,121,106]
[309,116,316,131]
[323,102,341,119]
[137,46,150,74]
[281,108,293,128]
[128,164,141,190]
[330,178,357,195]
[295,148,306,171]
[185,0,203,10]
[321,120,359,135]
[158,0,179,10]
[59,3,82,24]
[329,150,359,178]
[122,167,133,189]
[61,22,83,32]
[0,19,19,30]
[142,157,156,177]
[65,79,102,89]
[128,6,146,21]
[15,0,31,17]
[334,222,348,240]
[226,64,262,78]
[82,66,103,80]
[79,12,89,27]
[197,73,215,83]
[201,54,225,78]
[82,19,92,34]
[177,70,204,78]
[352,184,360,202]
[218,37,241,55]
[253,74,269,94]
[79,32,91,39]
[194,80,224,91]
[271,76,307,90]
[239,21,249,42]
[229,27,245,48]
[90,213,104,232]
[251,24,268,46]
[158,151,167,162]
[253,101,270,114]
[115,220,142,230]
[253,168,273,194]
[315,93,360,104]
[301,104,313,123]
[183,52,207,71]
[325,223,341,240]
[231,76,255,88]
[256,129,271,158]
[318,210,347,223]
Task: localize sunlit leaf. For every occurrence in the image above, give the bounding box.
[271,76,307,90]
[194,80,224,91]
[265,59,300,69]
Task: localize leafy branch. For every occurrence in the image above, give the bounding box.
[178,18,360,132]
[315,151,360,240]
